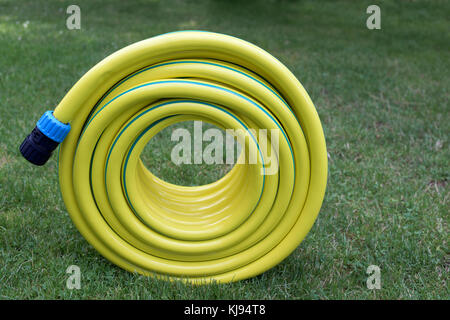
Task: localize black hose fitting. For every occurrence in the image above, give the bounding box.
[19,126,59,166]
[19,110,71,166]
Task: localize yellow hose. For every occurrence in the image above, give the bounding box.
[42,31,327,283]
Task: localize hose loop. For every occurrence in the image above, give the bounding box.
[25,31,328,283]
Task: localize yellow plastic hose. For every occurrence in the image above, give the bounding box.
[49,31,327,283]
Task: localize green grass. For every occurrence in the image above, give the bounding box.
[141,121,237,186]
[0,0,448,299]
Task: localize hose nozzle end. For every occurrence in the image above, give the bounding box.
[20,126,59,166]
[19,111,70,166]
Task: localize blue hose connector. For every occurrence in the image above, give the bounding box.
[19,111,71,166]
[36,111,71,143]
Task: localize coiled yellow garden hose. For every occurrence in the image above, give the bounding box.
[20,31,327,283]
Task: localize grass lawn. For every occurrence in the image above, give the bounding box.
[0,0,448,299]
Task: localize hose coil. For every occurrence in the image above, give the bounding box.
[22,31,327,283]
